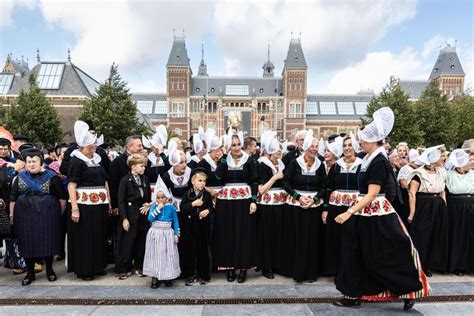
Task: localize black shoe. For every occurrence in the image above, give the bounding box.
[454,270,464,276]
[164,280,172,287]
[22,274,36,286]
[200,279,209,285]
[227,269,236,282]
[262,270,274,279]
[95,270,107,276]
[404,299,415,311]
[185,276,197,286]
[151,277,160,289]
[237,269,247,283]
[424,270,432,277]
[47,271,57,282]
[79,275,94,281]
[333,298,362,308]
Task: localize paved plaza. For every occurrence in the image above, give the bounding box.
[0,255,473,315]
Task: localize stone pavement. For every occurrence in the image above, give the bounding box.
[0,255,473,315]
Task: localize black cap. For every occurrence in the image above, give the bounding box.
[0,138,11,147]
[20,147,44,163]
[190,167,208,179]
[18,143,35,153]
[82,119,95,131]
[13,135,30,142]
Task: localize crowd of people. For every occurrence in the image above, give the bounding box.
[0,108,473,311]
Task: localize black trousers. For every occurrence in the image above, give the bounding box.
[114,214,149,273]
[180,216,211,280]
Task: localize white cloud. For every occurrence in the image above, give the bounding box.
[31,0,417,84]
[323,36,473,95]
[0,0,36,27]
[324,48,429,94]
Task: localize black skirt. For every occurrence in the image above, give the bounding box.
[409,193,449,272]
[14,194,61,258]
[213,198,257,270]
[257,203,285,273]
[279,204,296,277]
[447,194,474,273]
[397,188,410,228]
[337,212,428,299]
[67,204,108,275]
[288,204,323,282]
[324,204,346,276]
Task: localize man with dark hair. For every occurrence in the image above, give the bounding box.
[244,137,258,158]
[107,135,144,263]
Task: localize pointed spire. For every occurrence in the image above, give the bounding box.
[262,44,275,77]
[283,36,307,70]
[67,48,71,62]
[36,48,40,63]
[197,41,208,76]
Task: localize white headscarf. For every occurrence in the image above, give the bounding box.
[415,145,443,166]
[142,124,168,148]
[74,120,104,147]
[447,149,470,169]
[302,129,315,152]
[326,136,344,158]
[350,131,360,153]
[359,107,394,143]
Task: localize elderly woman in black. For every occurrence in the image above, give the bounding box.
[323,136,362,277]
[334,107,430,311]
[67,121,111,281]
[10,148,67,285]
[282,129,326,282]
[214,130,258,283]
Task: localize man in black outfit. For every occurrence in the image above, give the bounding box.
[282,130,306,166]
[108,135,144,263]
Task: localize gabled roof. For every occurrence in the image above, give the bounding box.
[166,36,191,68]
[398,80,429,100]
[283,38,307,69]
[429,44,465,80]
[6,61,100,98]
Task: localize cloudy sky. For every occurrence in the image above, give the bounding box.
[1,0,472,95]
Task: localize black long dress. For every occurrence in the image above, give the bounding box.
[446,169,474,274]
[336,152,430,300]
[12,170,66,259]
[324,158,362,276]
[282,156,326,282]
[408,168,449,273]
[67,155,109,276]
[159,168,192,278]
[257,158,287,275]
[213,153,258,270]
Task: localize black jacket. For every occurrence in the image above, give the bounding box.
[109,153,132,209]
[180,189,214,221]
[117,172,151,222]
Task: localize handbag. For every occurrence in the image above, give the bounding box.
[0,205,10,238]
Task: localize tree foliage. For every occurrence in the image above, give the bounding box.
[414,80,456,147]
[79,63,150,147]
[363,77,424,147]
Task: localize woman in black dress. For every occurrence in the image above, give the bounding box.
[407,145,449,276]
[282,129,326,282]
[323,136,362,276]
[257,133,286,279]
[11,148,67,285]
[334,107,430,311]
[68,121,110,280]
[446,149,474,275]
[214,131,258,283]
[156,145,192,280]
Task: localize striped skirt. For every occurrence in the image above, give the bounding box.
[143,221,181,280]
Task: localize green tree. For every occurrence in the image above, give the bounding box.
[79,63,150,147]
[2,74,63,146]
[363,76,424,147]
[414,80,456,147]
[450,92,474,146]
